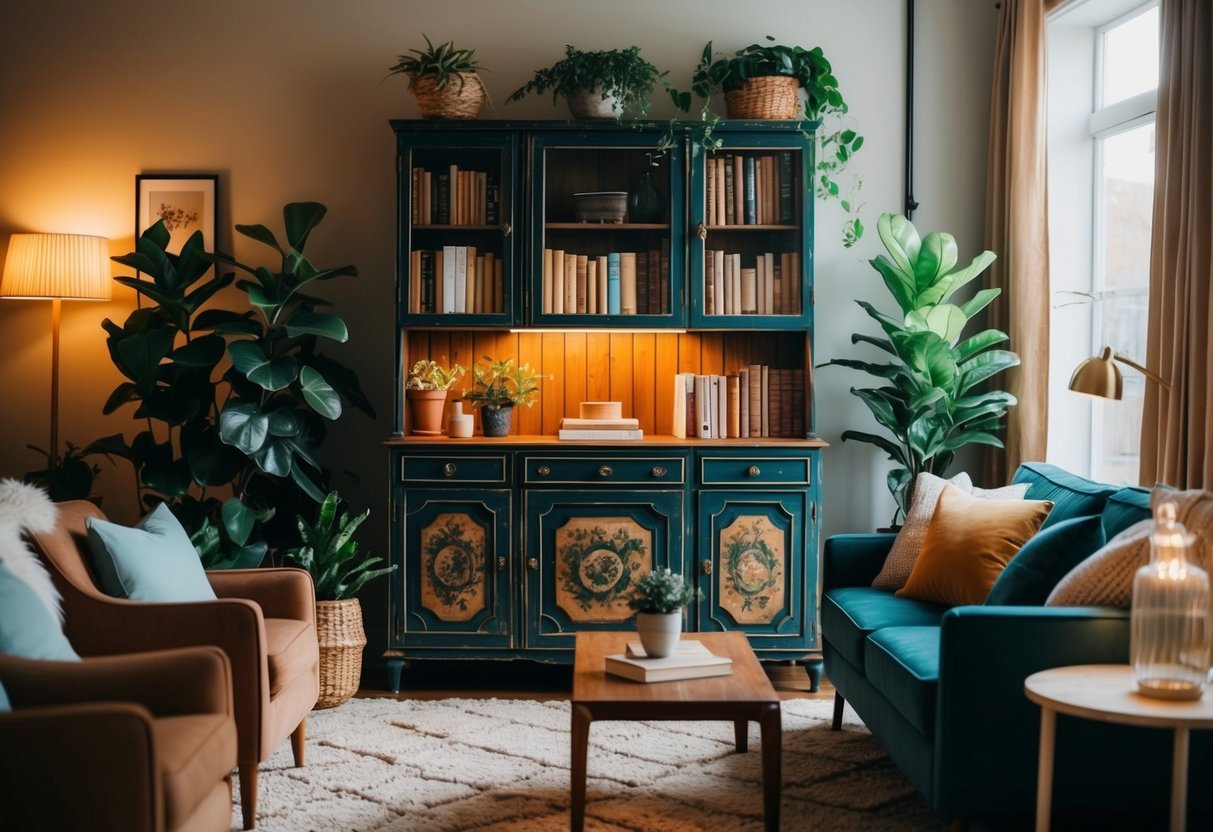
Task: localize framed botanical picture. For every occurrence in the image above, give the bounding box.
[135,174,218,254]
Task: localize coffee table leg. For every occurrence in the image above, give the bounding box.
[1170,726,1189,832]
[1036,705,1056,832]
[759,702,781,832]
[571,704,591,832]
[734,720,748,752]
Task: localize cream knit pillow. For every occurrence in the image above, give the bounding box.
[1046,487,1213,607]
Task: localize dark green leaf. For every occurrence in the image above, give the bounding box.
[300,365,341,419]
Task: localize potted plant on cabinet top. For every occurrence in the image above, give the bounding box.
[387,34,488,119]
[818,213,1019,524]
[629,567,695,658]
[508,45,674,119]
[285,490,396,708]
[406,359,464,435]
[462,356,540,437]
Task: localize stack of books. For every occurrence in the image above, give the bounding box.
[604,640,733,683]
[558,417,643,441]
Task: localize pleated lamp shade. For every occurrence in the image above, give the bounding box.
[1,233,112,300]
[1068,346,1124,400]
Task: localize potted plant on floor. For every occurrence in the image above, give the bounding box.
[387,34,488,119]
[507,45,674,119]
[462,356,540,436]
[406,359,464,435]
[818,212,1019,523]
[285,490,397,708]
[629,567,695,658]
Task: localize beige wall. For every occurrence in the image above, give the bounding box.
[0,0,995,659]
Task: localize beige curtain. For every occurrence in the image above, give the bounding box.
[1139,0,1213,488]
[982,0,1052,486]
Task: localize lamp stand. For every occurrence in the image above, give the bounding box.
[50,297,62,468]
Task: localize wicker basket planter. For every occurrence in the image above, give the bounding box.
[315,598,367,709]
[724,75,802,120]
[411,72,486,119]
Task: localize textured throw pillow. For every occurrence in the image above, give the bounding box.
[0,560,79,661]
[985,515,1106,605]
[896,484,1054,606]
[1047,487,1213,608]
[85,503,216,602]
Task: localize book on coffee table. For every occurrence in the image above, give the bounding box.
[605,641,733,683]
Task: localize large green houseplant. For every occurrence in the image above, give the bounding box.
[508,45,674,119]
[820,213,1019,521]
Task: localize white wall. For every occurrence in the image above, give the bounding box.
[0,0,996,665]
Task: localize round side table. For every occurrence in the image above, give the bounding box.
[1024,664,1213,832]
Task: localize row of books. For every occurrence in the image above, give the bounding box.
[408,246,504,315]
[705,152,796,227]
[557,416,643,441]
[704,250,802,316]
[410,165,499,226]
[540,244,671,316]
[671,366,806,439]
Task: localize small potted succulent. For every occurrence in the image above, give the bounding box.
[508,45,674,119]
[629,567,696,658]
[406,359,464,435]
[387,35,488,119]
[462,356,540,437]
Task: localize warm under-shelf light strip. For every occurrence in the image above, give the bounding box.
[508,327,687,335]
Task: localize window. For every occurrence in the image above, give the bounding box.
[1046,0,1158,484]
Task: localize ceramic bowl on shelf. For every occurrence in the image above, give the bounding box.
[572,191,627,224]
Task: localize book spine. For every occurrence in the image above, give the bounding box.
[597,255,609,315]
[715,158,727,226]
[607,253,621,315]
[695,375,710,438]
[738,367,749,438]
[727,374,740,439]
[586,259,597,315]
[764,252,775,315]
[448,164,459,226]
[761,365,770,437]
[485,175,498,225]
[564,253,577,314]
[542,248,553,315]
[713,250,725,317]
[748,364,762,437]
[723,153,735,225]
[552,249,565,314]
[436,172,449,224]
[620,252,637,315]
[635,251,648,315]
[455,246,468,313]
[648,248,661,315]
[706,158,716,226]
[770,368,783,438]
[705,249,715,315]
[779,152,793,224]
[441,245,456,313]
[744,156,756,225]
[576,254,588,314]
[671,373,687,439]
[741,268,757,315]
[660,239,670,314]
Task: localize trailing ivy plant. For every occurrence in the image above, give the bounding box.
[508,45,676,118]
[93,203,374,567]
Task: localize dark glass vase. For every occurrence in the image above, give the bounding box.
[627,169,665,223]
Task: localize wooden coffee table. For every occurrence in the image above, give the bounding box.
[570,631,781,831]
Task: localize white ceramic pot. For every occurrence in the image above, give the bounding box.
[448,400,474,438]
[567,85,621,119]
[636,611,682,658]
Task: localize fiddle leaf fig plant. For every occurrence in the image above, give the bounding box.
[820,213,1018,521]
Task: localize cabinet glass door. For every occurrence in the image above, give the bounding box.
[529,129,685,327]
[398,131,517,327]
[688,130,814,330]
[523,488,685,649]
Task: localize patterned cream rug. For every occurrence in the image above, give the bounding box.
[234,696,941,831]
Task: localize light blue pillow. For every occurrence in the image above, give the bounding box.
[85,503,216,602]
[0,560,79,661]
[985,514,1107,606]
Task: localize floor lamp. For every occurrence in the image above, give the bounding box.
[1,233,112,465]
[1069,345,1171,399]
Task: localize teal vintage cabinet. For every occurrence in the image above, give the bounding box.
[387,119,825,690]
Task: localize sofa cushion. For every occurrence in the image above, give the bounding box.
[986,515,1107,606]
[1102,486,1151,538]
[152,713,237,830]
[85,503,216,602]
[873,471,972,591]
[865,626,941,736]
[897,484,1053,606]
[265,618,318,697]
[821,587,947,669]
[1012,462,1118,529]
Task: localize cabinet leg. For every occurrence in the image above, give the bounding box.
[386,658,406,693]
[804,658,823,692]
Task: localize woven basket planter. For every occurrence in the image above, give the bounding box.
[410,72,486,119]
[315,598,367,709]
[724,75,802,120]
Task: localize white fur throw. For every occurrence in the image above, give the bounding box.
[0,479,63,622]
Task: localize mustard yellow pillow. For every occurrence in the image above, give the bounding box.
[896,484,1053,606]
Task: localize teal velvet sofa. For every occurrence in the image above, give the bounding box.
[822,462,1212,824]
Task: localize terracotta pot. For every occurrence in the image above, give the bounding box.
[636,611,682,658]
[480,404,514,437]
[315,598,367,709]
[407,388,449,435]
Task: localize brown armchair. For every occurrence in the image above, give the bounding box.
[0,647,237,832]
[28,500,320,829]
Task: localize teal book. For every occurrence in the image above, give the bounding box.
[607,252,621,315]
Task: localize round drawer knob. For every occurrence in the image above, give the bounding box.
[442,462,457,478]
[651,466,667,478]
[598,465,613,478]
[701,559,713,575]
[537,465,551,476]
[747,465,761,477]
[497,556,507,571]
[527,557,539,571]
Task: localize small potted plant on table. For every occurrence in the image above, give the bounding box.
[629,567,696,658]
[508,45,674,119]
[406,359,464,435]
[387,35,488,119]
[463,356,539,437]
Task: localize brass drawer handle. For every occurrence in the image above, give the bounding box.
[497,556,507,571]
[747,465,761,478]
[696,221,708,241]
[598,465,613,478]
[527,557,539,571]
[537,464,551,476]
[652,466,667,478]
[502,222,512,238]
[701,559,713,575]
[442,462,457,478]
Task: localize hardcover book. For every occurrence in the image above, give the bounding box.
[605,645,732,683]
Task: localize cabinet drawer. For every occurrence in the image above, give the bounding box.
[700,455,811,486]
[400,454,507,484]
[524,456,685,485]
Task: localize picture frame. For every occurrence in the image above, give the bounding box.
[135,174,218,254]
